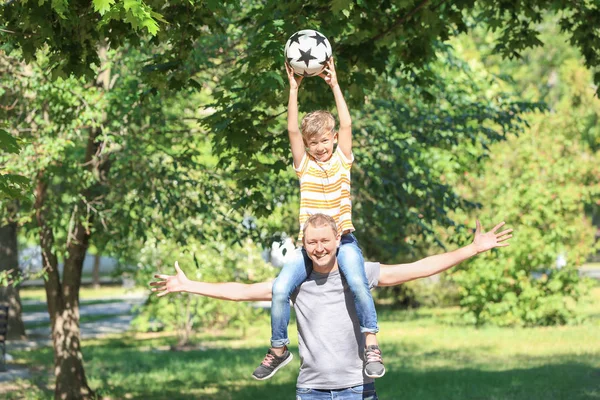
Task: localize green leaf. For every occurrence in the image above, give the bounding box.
[93,0,115,15]
[50,0,69,18]
[0,129,21,154]
[330,0,352,14]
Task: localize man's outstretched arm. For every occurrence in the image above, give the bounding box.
[378,220,513,287]
[150,261,273,301]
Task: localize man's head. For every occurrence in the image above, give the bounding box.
[302,213,340,270]
[301,111,337,162]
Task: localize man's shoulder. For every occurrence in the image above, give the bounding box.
[364,262,380,288]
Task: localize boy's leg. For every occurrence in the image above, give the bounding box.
[270,248,312,347]
[252,248,311,380]
[336,234,378,334]
[337,234,384,378]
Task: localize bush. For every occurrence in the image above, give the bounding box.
[130,237,276,345]
[451,108,598,326]
[376,274,461,309]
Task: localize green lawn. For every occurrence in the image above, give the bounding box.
[20,285,145,302]
[582,262,600,270]
[7,288,600,400]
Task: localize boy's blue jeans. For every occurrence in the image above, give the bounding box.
[270,233,379,348]
[296,383,378,400]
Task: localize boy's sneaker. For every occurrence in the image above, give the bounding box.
[364,345,385,378]
[252,347,294,380]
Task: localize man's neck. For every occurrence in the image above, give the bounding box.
[312,259,339,274]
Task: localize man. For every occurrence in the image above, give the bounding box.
[151,214,512,399]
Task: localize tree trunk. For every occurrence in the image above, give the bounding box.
[0,220,27,339]
[55,216,93,399]
[35,175,96,400]
[32,41,111,400]
[92,253,101,289]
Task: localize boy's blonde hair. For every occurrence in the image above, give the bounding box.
[301,110,336,144]
[302,213,338,239]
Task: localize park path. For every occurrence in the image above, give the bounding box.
[20,293,146,342]
[0,293,146,385]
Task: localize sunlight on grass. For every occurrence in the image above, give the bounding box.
[7,287,600,399]
[20,285,146,302]
[582,262,600,270]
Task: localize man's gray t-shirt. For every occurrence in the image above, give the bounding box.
[291,261,380,390]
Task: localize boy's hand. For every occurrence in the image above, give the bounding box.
[150,261,190,297]
[472,220,513,254]
[318,57,338,89]
[285,62,303,90]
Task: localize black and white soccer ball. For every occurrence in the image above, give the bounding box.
[284,29,332,77]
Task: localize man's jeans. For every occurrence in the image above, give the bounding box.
[271,233,379,348]
[295,383,378,400]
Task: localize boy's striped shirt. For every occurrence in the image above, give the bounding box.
[295,146,355,241]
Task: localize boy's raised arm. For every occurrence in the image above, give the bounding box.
[320,57,352,160]
[151,261,273,301]
[378,220,513,286]
[286,63,306,169]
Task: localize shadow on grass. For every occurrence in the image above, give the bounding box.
[87,343,298,400]
[11,337,600,400]
[376,360,600,400]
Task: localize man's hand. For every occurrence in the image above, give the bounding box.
[472,220,513,254]
[285,62,303,90]
[150,261,190,297]
[318,57,338,89]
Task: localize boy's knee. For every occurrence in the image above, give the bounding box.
[338,248,363,265]
[346,275,369,293]
[272,279,293,299]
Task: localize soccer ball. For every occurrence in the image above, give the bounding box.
[284,29,332,77]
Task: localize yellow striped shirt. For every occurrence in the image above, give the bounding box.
[295,146,355,240]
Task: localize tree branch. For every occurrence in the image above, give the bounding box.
[371,0,432,43]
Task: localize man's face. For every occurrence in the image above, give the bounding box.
[306,131,336,162]
[303,224,340,269]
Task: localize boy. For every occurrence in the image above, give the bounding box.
[252,58,384,381]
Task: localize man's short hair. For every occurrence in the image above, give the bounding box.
[302,213,338,239]
[301,110,336,144]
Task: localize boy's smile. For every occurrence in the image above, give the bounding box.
[307,131,336,162]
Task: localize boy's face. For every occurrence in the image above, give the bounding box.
[306,130,336,162]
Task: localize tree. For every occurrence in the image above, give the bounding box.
[2,2,599,395]
[451,111,598,326]
[2,1,599,187]
[131,236,275,347]
[0,41,259,398]
[0,215,26,339]
[449,21,600,326]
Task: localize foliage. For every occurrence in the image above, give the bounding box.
[131,236,276,344]
[3,1,600,204]
[377,275,461,309]
[449,28,600,326]
[350,46,542,262]
[3,1,600,88]
[0,123,30,202]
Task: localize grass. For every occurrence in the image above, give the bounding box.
[20,285,145,302]
[6,288,600,400]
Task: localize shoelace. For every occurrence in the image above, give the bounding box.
[365,347,383,364]
[261,353,276,367]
